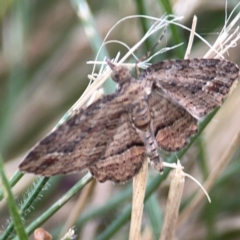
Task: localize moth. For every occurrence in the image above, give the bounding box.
[19,58,239,183]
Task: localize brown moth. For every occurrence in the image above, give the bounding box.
[19,58,239,183]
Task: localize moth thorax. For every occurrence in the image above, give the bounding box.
[130,100,151,131]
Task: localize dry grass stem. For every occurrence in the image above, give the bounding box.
[177,131,240,228]
[141,226,153,240]
[129,159,148,240]
[204,12,240,58]
[184,15,197,59]
[159,161,185,240]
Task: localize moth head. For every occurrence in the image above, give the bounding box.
[106,59,132,85]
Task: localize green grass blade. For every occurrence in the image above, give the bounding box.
[14,172,93,238]
[1,177,49,239]
[96,205,132,240]
[71,0,116,94]
[134,0,151,51]
[145,194,163,240]
[0,171,23,201]
[0,154,28,239]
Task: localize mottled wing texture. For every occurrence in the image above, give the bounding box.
[149,91,198,152]
[141,59,239,119]
[89,112,145,183]
[19,58,239,182]
[19,93,126,176]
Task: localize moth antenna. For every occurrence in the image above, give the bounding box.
[135,24,169,76]
[106,59,116,70]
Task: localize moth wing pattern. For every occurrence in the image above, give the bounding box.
[89,112,145,183]
[149,90,198,152]
[19,57,239,182]
[142,58,239,119]
[19,93,127,176]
